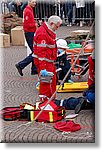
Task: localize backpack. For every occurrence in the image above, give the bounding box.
[1,107,27,121]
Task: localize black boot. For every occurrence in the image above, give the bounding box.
[75,97,87,114]
[15,64,23,76]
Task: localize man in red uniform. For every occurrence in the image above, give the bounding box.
[88,51,95,87]
[33,15,62,102]
[15,0,37,76]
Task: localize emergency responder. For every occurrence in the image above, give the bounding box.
[33,15,62,103]
[15,0,37,76]
[88,51,95,87]
[75,50,95,113]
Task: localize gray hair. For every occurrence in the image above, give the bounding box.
[28,0,36,2]
[48,15,62,25]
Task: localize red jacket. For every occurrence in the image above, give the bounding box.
[23,5,36,32]
[33,22,57,71]
[88,56,95,86]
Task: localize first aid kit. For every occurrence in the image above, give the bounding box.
[20,103,65,123]
[1,102,65,123]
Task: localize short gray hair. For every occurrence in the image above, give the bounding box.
[28,0,36,2]
[48,15,62,25]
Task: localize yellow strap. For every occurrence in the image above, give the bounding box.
[30,111,34,121]
[62,110,64,116]
[49,112,53,122]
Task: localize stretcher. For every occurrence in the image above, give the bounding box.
[64,43,94,77]
[36,82,88,93]
[66,43,94,55]
[56,82,88,92]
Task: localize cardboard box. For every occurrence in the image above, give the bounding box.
[11,26,25,46]
[0,33,10,48]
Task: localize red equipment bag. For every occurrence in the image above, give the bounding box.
[21,103,65,123]
[1,107,27,121]
[28,106,65,122]
[1,103,65,122]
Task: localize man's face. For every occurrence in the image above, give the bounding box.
[50,22,61,31]
[29,0,36,8]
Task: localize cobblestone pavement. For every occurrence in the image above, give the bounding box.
[0,25,95,143]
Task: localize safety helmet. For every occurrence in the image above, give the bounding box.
[56,39,69,49]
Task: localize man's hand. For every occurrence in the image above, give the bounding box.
[40,69,48,77]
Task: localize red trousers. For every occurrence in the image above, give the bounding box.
[35,62,56,101]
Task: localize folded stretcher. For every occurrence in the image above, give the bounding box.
[36,82,88,93]
[56,82,88,92]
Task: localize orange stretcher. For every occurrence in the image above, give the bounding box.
[66,43,94,55]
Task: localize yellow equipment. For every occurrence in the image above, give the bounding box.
[56,82,88,92]
[36,82,88,93]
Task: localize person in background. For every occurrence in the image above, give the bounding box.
[6,0,15,13]
[75,0,85,26]
[33,15,62,104]
[66,0,73,26]
[20,1,28,18]
[6,0,22,15]
[15,0,37,76]
[14,0,23,17]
